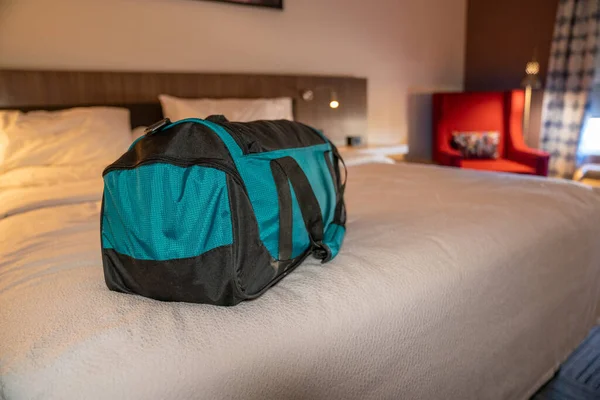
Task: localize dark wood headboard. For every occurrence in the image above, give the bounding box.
[0,70,367,145]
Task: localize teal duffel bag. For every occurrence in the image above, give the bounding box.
[101,116,346,306]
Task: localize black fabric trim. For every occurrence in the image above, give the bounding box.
[226,175,277,296]
[210,118,327,154]
[103,121,236,175]
[230,250,312,303]
[270,160,293,261]
[103,246,244,306]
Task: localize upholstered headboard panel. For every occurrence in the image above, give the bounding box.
[0,70,367,145]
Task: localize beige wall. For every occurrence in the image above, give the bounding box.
[0,0,465,145]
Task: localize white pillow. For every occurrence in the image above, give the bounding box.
[159,95,294,122]
[0,107,131,173]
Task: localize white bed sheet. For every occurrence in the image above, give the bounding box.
[1,163,600,400]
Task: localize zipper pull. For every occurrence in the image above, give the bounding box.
[312,240,332,264]
[206,115,229,124]
[144,118,171,135]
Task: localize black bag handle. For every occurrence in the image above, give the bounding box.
[270,157,331,262]
[330,143,347,194]
[330,143,347,225]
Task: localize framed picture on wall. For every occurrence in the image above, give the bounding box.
[200,0,283,9]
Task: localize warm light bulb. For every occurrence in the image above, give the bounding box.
[330,100,339,109]
[525,61,540,75]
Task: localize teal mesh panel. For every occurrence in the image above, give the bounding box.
[102,164,232,261]
[236,144,335,259]
[324,223,345,259]
[290,184,310,258]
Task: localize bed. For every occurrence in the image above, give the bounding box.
[2,70,600,400]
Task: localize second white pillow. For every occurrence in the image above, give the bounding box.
[159,95,294,122]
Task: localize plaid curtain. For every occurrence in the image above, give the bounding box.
[540,0,600,178]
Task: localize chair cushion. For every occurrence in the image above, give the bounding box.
[451,131,500,159]
[461,159,536,174]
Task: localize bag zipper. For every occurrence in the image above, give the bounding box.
[103,155,244,187]
[225,124,254,155]
[206,119,329,156]
[142,117,329,156]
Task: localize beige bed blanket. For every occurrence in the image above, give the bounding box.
[1,163,600,400]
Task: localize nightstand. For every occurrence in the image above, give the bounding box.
[574,164,600,187]
[388,153,435,165]
[337,144,408,160]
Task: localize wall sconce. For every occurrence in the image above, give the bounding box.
[301,88,340,109]
[521,53,542,142]
[329,91,339,109]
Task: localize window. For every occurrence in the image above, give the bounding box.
[578,53,600,155]
[579,116,600,155]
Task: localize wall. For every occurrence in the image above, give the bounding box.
[0,0,466,145]
[464,0,559,147]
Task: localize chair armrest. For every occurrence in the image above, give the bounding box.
[509,147,550,176]
[438,146,463,167]
[505,92,550,176]
[432,100,463,168]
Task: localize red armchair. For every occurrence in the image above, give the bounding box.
[432,90,549,176]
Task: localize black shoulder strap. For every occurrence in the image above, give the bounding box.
[270,156,331,262]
